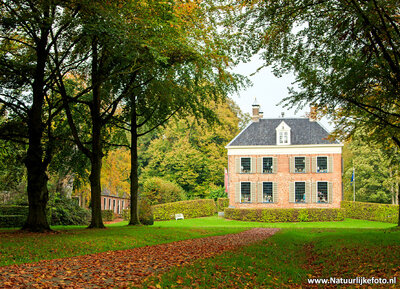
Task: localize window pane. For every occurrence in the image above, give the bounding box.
[317,182,328,203]
[241,158,251,173]
[241,182,251,203]
[295,182,306,203]
[263,182,273,203]
[283,132,288,143]
[295,157,306,173]
[263,157,273,173]
[317,157,328,173]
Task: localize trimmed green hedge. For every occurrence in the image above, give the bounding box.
[225,208,344,223]
[341,201,398,224]
[0,215,26,228]
[101,210,114,221]
[0,205,28,216]
[153,199,217,221]
[216,198,229,212]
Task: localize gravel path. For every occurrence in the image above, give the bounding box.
[0,228,279,288]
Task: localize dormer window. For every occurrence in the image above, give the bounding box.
[276,121,291,145]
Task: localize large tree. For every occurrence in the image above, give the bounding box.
[109,0,243,225]
[229,0,400,224]
[0,0,80,231]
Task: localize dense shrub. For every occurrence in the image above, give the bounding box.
[207,187,228,201]
[0,205,28,216]
[101,210,114,222]
[139,199,154,225]
[225,208,344,223]
[0,215,26,228]
[49,197,90,226]
[341,201,398,224]
[153,199,217,221]
[216,198,229,212]
[121,199,154,225]
[142,177,186,205]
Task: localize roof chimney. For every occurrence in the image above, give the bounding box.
[252,97,260,122]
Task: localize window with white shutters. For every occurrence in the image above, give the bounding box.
[317,182,328,203]
[295,182,306,203]
[241,182,251,203]
[263,182,273,203]
[263,157,273,174]
[317,157,328,173]
[295,157,306,173]
[241,157,251,173]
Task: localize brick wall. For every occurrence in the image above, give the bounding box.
[101,196,130,214]
[228,153,342,209]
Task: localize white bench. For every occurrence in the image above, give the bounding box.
[175,213,184,220]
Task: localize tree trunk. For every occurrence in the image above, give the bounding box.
[22,10,51,232]
[88,152,105,228]
[87,39,105,229]
[129,96,140,225]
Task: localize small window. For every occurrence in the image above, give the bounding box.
[241,157,251,173]
[317,157,328,173]
[104,198,106,209]
[295,182,306,203]
[317,182,328,203]
[295,157,306,173]
[263,182,273,203]
[263,157,273,173]
[113,199,116,210]
[118,200,120,214]
[122,200,124,210]
[109,199,111,209]
[279,131,289,144]
[241,182,251,203]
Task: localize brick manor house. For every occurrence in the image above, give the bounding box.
[225,103,343,209]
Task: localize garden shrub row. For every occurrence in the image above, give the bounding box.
[0,206,28,228]
[216,198,229,212]
[0,205,28,216]
[101,210,114,221]
[224,208,344,223]
[341,201,398,224]
[0,215,26,228]
[153,199,217,221]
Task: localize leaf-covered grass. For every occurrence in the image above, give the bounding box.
[140,227,400,288]
[0,225,245,267]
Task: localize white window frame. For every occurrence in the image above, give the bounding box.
[294,156,306,173]
[240,181,251,203]
[240,157,251,174]
[316,181,329,203]
[294,181,306,203]
[276,121,291,145]
[103,198,107,210]
[316,156,328,173]
[262,157,273,174]
[262,182,273,203]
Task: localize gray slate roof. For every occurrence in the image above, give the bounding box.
[228,118,338,146]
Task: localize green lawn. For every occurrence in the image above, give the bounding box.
[140,227,400,288]
[152,216,395,229]
[0,217,395,268]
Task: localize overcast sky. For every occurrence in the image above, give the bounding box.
[229,56,333,131]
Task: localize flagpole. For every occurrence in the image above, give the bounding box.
[353,167,356,202]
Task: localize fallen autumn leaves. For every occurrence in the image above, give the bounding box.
[0,228,279,288]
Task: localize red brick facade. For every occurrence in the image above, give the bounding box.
[227,152,342,209]
[101,195,130,214]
